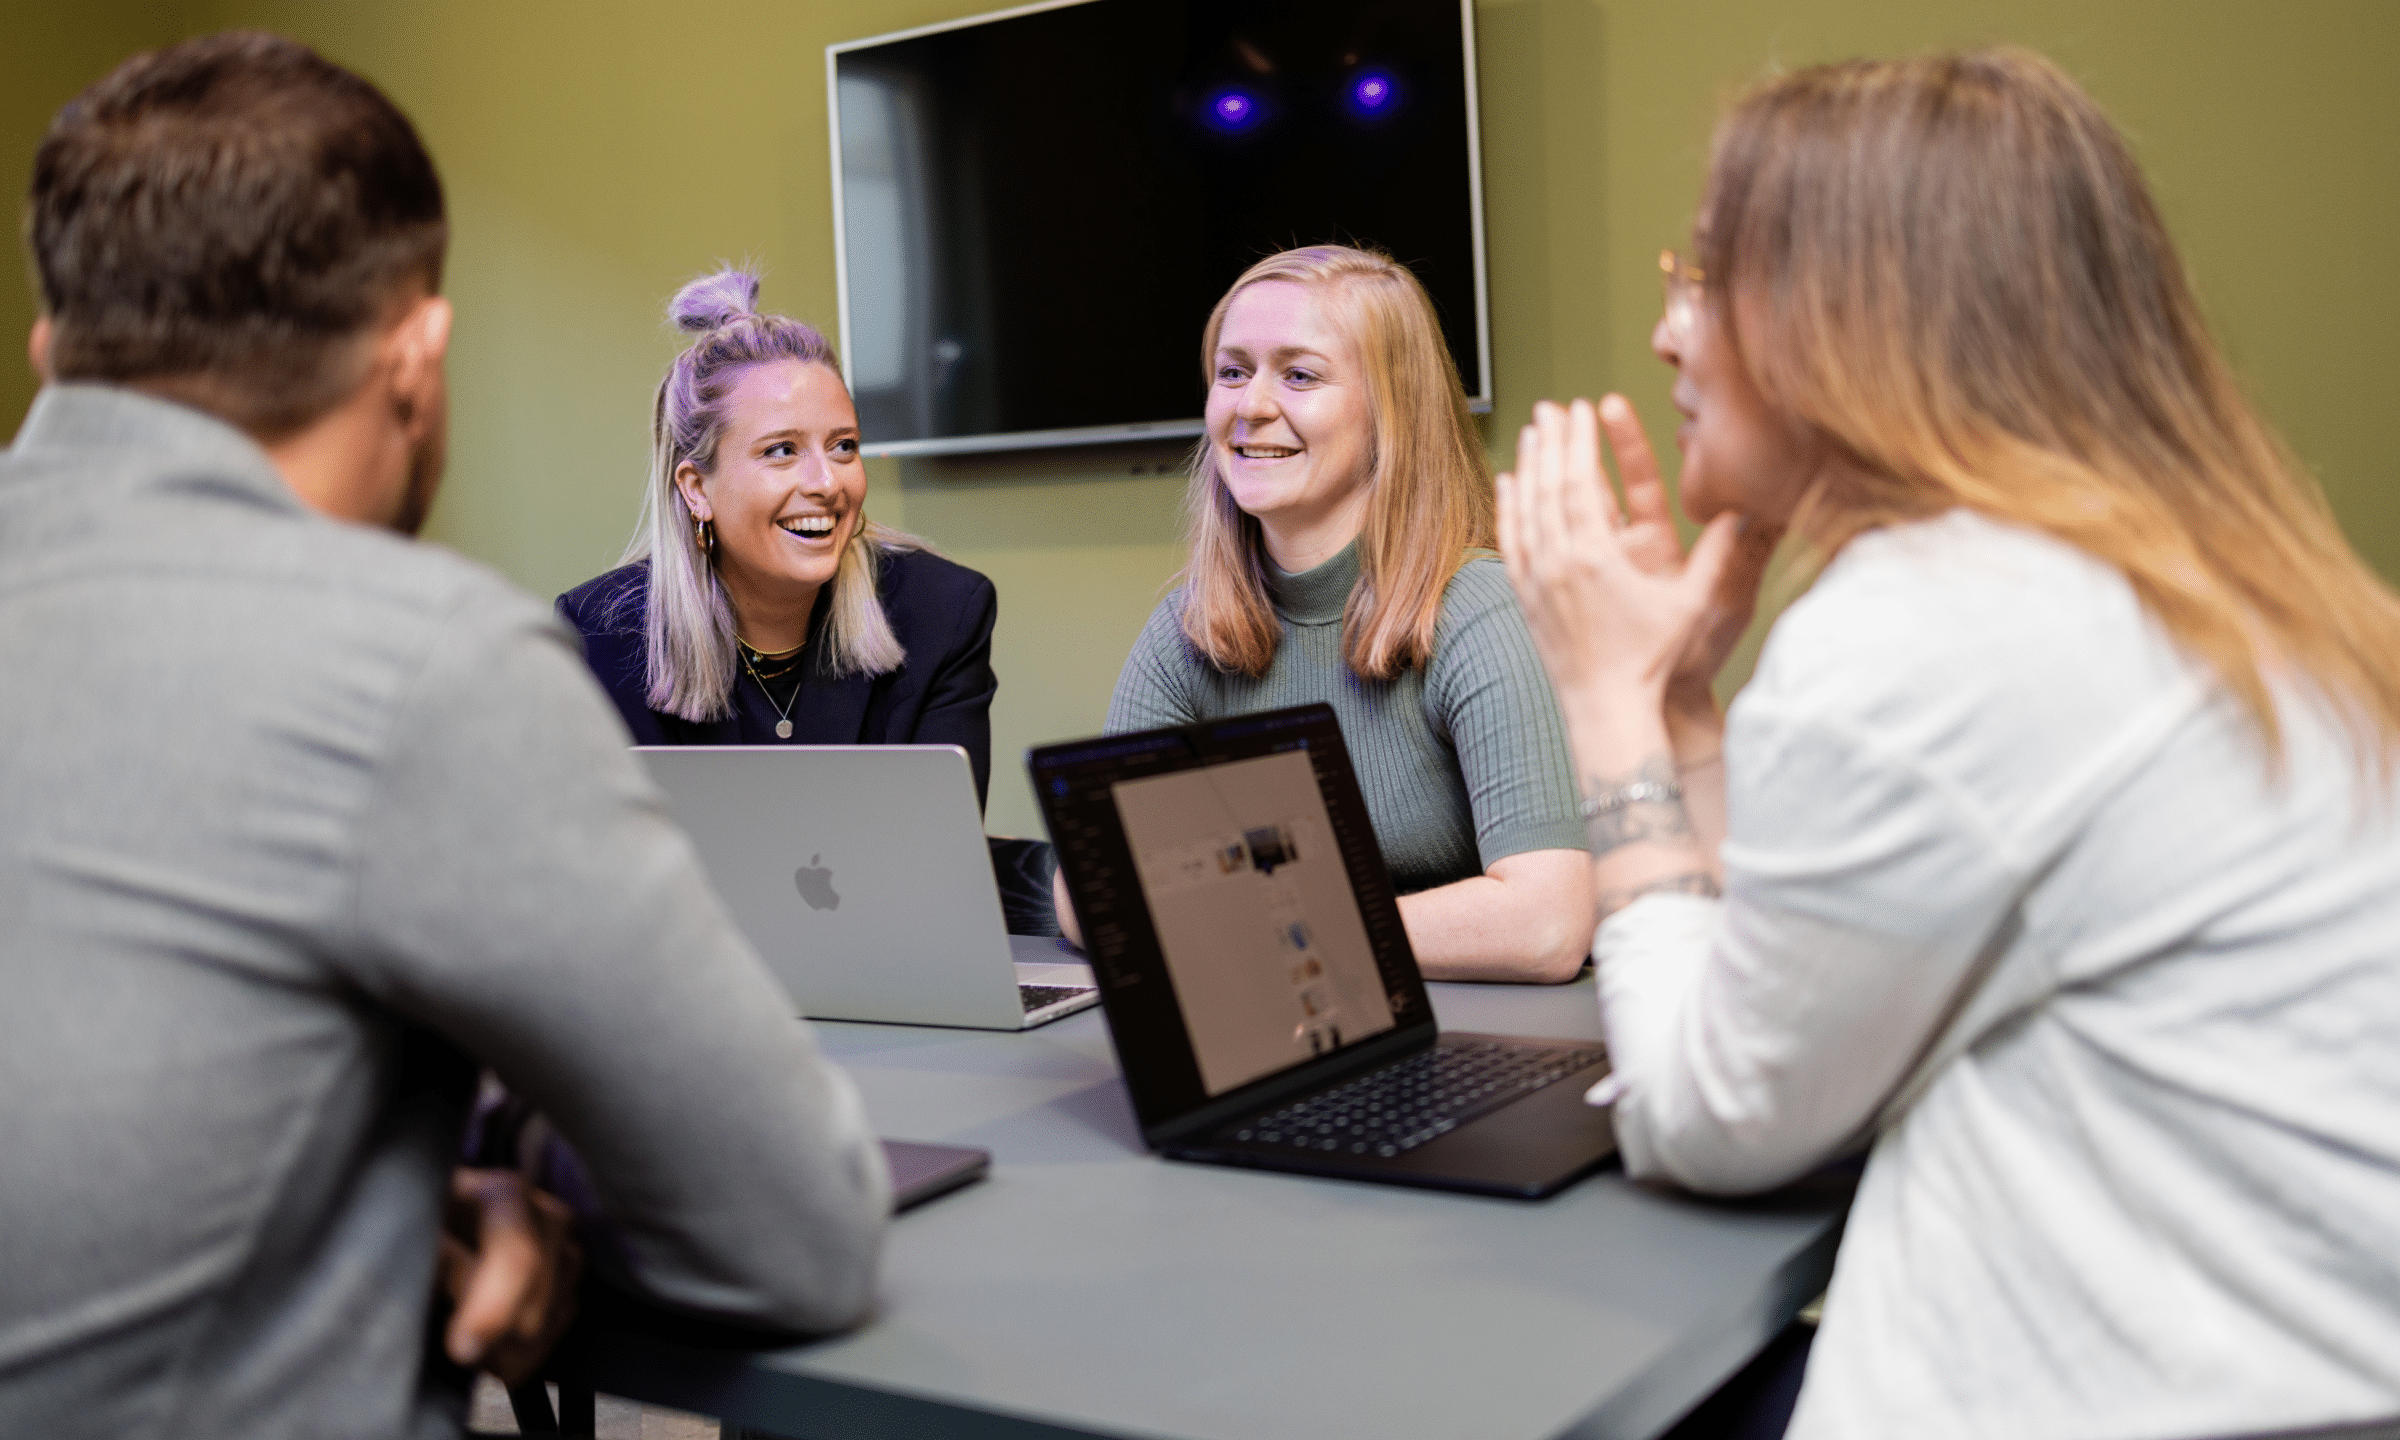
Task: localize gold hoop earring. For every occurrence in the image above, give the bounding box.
[692,515,716,561]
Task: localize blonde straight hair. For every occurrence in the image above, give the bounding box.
[1703,49,2400,774]
[619,269,919,723]
[1179,246,1495,680]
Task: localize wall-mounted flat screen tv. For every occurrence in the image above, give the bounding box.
[828,0,1488,457]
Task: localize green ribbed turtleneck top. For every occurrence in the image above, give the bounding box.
[1105,542,1585,894]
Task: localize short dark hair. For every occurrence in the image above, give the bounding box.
[27,31,447,436]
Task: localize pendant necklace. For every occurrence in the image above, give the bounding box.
[738,645,804,739]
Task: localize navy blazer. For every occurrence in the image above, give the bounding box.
[558,549,999,810]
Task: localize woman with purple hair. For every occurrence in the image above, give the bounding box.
[559,268,1000,808]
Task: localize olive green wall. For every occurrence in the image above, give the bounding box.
[9,2,2396,839]
[0,1,182,410]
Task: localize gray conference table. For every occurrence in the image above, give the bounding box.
[567,976,1850,1440]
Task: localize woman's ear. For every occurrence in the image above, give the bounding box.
[673,460,710,521]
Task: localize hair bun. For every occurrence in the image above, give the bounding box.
[669,268,762,333]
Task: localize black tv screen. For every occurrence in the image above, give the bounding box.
[828,0,1489,456]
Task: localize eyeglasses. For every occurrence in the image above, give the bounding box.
[1659,249,1707,348]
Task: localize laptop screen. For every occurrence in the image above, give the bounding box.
[1031,705,1436,1133]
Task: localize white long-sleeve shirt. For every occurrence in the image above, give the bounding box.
[1595,511,2400,1438]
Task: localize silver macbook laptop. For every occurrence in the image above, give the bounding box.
[637,745,1097,1029]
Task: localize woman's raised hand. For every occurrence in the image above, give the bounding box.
[1598,396,1783,708]
[1496,396,1753,712]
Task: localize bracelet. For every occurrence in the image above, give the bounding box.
[1579,779,1684,820]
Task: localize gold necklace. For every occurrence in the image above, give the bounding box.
[736,634,805,660]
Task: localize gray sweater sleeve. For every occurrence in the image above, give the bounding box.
[342,586,889,1333]
[1106,593,1206,734]
[1425,559,1588,865]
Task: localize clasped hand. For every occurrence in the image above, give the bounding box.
[439,1166,582,1386]
[1497,396,1777,718]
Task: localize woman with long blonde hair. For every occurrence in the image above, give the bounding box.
[559,269,1002,806]
[1061,245,1596,982]
[1503,50,2400,1435]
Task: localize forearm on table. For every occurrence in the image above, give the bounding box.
[1397,848,1596,983]
[496,933,888,1330]
[1601,896,1968,1191]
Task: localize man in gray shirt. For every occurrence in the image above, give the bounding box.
[0,33,887,1439]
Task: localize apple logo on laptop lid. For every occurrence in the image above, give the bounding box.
[794,854,841,911]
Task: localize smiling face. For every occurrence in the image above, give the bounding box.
[1653,285,1819,527]
[675,359,864,640]
[1205,280,1376,568]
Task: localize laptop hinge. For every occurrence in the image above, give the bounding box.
[1149,1020,1439,1147]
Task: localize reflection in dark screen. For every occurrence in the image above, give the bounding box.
[834,0,1483,449]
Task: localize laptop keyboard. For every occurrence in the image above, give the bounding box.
[1019,983,1094,1014]
[1225,1040,1606,1158]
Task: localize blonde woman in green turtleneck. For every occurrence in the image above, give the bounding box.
[1056,246,1597,983]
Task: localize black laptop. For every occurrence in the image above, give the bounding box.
[1030,703,1617,1199]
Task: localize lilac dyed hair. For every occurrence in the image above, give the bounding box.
[657,269,836,472]
[623,267,914,721]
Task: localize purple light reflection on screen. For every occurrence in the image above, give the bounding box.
[1210,90,1257,129]
[1349,70,1398,116]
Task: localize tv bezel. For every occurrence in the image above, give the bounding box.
[824,0,1493,459]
